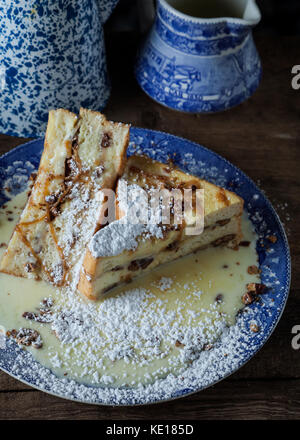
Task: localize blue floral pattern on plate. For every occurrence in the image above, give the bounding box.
[0,130,291,405]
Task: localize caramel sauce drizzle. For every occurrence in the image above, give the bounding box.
[18,215,47,227]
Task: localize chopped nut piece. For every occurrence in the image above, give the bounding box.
[93,166,104,179]
[247,265,260,275]
[242,291,255,305]
[41,298,53,308]
[24,262,37,273]
[101,132,112,148]
[250,323,260,333]
[45,193,58,204]
[267,235,277,243]
[215,294,224,303]
[246,283,267,295]
[65,157,79,178]
[8,328,43,349]
[175,340,185,348]
[22,310,53,323]
[49,205,61,220]
[22,312,37,320]
[22,297,54,323]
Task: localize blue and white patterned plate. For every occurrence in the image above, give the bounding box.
[0,129,291,405]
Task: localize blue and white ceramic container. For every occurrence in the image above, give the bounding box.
[0,0,119,138]
[135,0,262,113]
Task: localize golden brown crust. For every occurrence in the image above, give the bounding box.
[77,251,97,300]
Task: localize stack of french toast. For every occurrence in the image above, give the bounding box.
[0,109,243,300]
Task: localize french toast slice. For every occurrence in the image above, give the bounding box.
[78,155,244,300]
[0,108,130,287]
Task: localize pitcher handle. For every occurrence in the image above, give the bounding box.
[98,0,119,24]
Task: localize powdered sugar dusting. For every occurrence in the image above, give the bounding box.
[3,303,271,405]
[89,181,165,258]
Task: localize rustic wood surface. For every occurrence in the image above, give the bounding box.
[0,32,299,420]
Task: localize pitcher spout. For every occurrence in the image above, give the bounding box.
[239,0,261,26]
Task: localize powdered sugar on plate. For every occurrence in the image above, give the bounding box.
[2,302,272,405]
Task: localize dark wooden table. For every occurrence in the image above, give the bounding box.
[0,31,299,420]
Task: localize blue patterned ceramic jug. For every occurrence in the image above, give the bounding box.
[135,0,262,113]
[0,0,119,137]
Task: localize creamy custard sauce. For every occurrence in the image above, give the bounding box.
[0,190,260,388]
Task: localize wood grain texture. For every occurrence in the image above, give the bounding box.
[0,380,299,420]
[0,32,299,419]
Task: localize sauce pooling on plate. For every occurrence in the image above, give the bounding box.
[0,190,260,387]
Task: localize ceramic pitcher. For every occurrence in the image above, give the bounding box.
[135,0,262,113]
[0,0,119,137]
